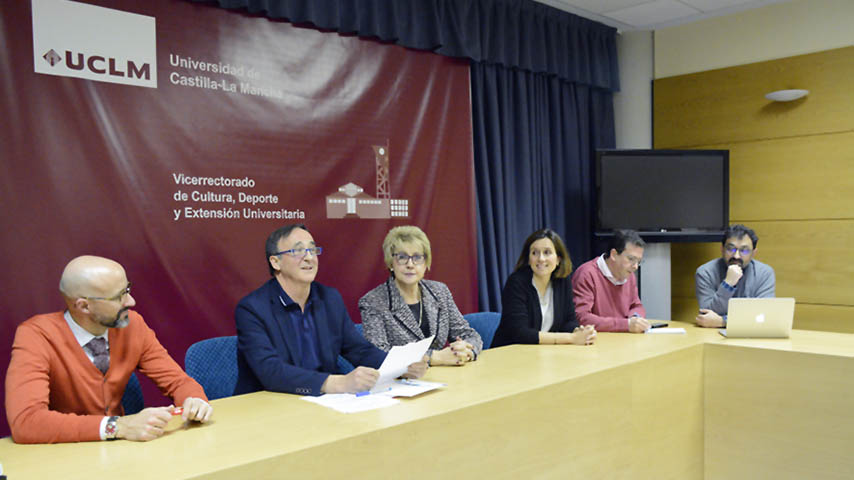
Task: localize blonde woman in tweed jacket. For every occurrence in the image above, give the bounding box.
[359,226,482,366]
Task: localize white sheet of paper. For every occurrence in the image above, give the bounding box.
[302,393,399,413]
[377,379,445,398]
[645,327,687,334]
[375,335,434,389]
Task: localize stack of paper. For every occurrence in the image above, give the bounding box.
[302,393,399,413]
[375,336,434,387]
[645,327,687,334]
[302,337,445,413]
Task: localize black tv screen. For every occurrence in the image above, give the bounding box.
[595,149,729,233]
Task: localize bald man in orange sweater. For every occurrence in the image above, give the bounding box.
[5,256,213,443]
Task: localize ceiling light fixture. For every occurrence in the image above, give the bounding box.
[765,89,809,102]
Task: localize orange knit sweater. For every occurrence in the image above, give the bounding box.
[5,311,206,443]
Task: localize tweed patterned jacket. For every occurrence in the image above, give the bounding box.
[358,277,482,357]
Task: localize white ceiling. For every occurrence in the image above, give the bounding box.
[534,0,792,31]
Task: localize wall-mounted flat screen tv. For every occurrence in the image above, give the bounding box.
[595,149,729,233]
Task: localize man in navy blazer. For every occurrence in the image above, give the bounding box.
[235,223,427,396]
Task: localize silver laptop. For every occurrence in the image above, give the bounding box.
[719,298,795,338]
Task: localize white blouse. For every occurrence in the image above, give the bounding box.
[532,278,554,332]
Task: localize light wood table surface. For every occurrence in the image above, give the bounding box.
[1,322,852,479]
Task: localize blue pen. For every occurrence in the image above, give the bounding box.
[356,386,391,397]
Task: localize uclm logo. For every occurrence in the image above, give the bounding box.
[42,49,61,67]
[41,48,151,81]
[32,0,157,88]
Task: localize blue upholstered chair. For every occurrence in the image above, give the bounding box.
[335,323,366,374]
[185,336,238,400]
[121,372,144,414]
[463,312,501,350]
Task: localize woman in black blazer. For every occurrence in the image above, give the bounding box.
[492,228,596,347]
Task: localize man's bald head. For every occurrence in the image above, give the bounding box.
[59,255,127,300]
[59,256,135,334]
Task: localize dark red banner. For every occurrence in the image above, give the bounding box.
[0,0,475,436]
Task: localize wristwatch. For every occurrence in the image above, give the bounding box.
[105,416,119,440]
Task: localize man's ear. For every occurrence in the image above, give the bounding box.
[269,255,281,274]
[75,298,92,314]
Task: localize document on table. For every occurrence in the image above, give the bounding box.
[374,335,434,390]
[302,337,439,413]
[383,379,445,397]
[301,379,445,413]
[645,327,687,334]
[302,393,399,413]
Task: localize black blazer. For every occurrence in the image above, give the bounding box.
[492,266,579,347]
[234,279,386,396]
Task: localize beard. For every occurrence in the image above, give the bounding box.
[100,307,131,329]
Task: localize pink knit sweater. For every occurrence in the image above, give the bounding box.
[571,257,646,332]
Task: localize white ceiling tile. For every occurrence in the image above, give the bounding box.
[534,0,792,31]
[547,0,651,15]
[607,0,700,28]
[680,0,755,12]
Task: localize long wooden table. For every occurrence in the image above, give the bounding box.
[2,322,853,479]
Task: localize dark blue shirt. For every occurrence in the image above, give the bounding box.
[276,283,322,372]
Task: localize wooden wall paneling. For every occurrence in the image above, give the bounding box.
[671,296,699,323]
[794,304,854,333]
[749,219,854,306]
[655,131,854,226]
[670,242,721,299]
[658,132,854,224]
[722,132,854,221]
[654,46,854,148]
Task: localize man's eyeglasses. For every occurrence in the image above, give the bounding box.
[725,246,752,256]
[275,247,323,258]
[393,253,426,266]
[625,255,643,267]
[84,283,131,302]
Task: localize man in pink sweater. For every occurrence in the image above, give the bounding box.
[572,230,650,333]
[5,256,213,443]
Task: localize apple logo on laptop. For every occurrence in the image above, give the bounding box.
[755,313,765,323]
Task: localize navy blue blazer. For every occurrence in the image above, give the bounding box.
[234,278,386,396]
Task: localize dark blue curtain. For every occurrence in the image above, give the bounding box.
[471,63,614,311]
[188,0,619,312]
[188,0,619,90]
